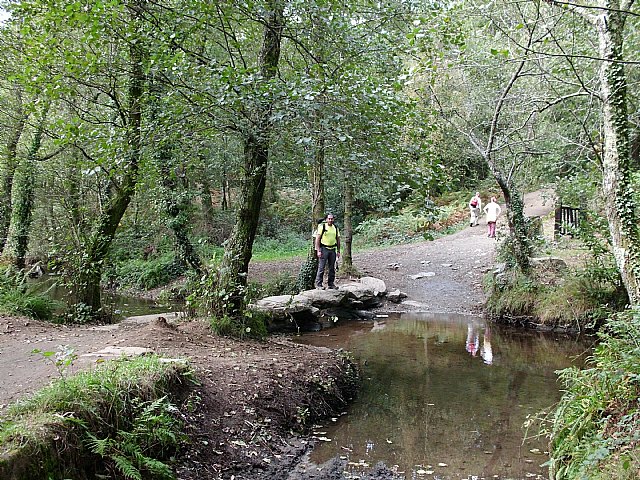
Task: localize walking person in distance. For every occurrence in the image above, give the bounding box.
[468,191,482,227]
[484,196,502,238]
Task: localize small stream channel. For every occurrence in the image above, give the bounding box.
[293,312,592,480]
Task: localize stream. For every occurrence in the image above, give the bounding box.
[293,312,592,480]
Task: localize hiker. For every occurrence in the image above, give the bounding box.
[468,192,482,227]
[484,196,502,238]
[314,213,341,289]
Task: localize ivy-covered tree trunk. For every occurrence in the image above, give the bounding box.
[158,149,203,275]
[2,106,48,269]
[491,174,531,271]
[595,0,640,305]
[216,0,284,315]
[296,137,325,291]
[0,89,27,254]
[77,32,145,316]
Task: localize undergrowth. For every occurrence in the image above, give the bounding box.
[0,265,60,320]
[485,266,627,330]
[541,309,640,479]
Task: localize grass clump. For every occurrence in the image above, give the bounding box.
[107,252,185,291]
[0,355,192,480]
[543,309,640,479]
[484,270,539,320]
[252,233,309,261]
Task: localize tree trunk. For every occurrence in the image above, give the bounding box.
[596,1,640,305]
[77,26,145,315]
[216,0,284,315]
[295,137,325,292]
[199,175,216,234]
[310,138,326,228]
[342,175,354,272]
[2,106,48,269]
[158,148,203,275]
[0,89,27,254]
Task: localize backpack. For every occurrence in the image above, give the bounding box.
[470,198,478,207]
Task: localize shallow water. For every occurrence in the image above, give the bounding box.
[27,274,177,319]
[293,313,591,480]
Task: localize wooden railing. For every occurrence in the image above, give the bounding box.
[554,205,581,236]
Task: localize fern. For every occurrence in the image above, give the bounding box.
[113,454,143,480]
[84,396,182,480]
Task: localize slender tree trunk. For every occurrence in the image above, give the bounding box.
[342,175,354,272]
[310,138,325,227]
[199,175,216,234]
[0,89,27,254]
[596,1,640,305]
[216,0,284,315]
[3,106,48,268]
[77,22,145,315]
[221,169,230,210]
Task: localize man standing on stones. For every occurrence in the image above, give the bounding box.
[315,213,341,289]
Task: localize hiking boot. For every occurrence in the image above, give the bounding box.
[328,285,338,290]
[315,284,324,290]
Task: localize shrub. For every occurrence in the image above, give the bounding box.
[209,310,268,339]
[353,204,465,247]
[108,253,185,291]
[185,267,269,339]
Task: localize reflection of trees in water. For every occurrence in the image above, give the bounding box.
[321,315,591,476]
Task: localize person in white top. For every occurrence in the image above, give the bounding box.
[483,196,502,238]
[468,192,482,227]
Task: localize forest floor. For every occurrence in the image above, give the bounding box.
[0,190,554,479]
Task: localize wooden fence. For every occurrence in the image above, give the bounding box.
[554,205,581,237]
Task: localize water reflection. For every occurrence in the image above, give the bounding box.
[294,313,591,480]
[466,321,492,365]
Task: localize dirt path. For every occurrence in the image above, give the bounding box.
[249,189,554,315]
[0,190,553,479]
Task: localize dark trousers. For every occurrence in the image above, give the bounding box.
[315,246,337,287]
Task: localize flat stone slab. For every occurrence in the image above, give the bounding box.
[297,289,350,307]
[81,346,154,359]
[411,272,436,279]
